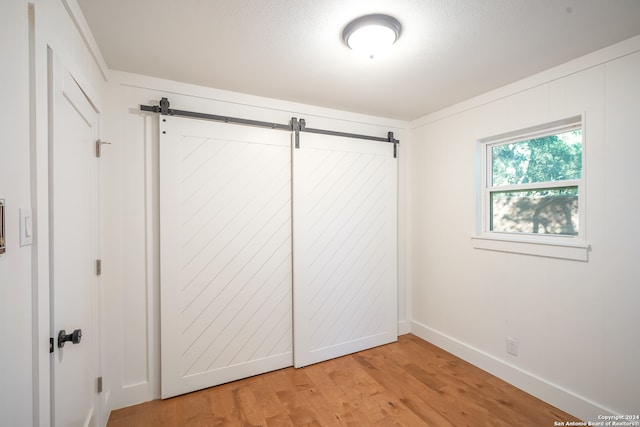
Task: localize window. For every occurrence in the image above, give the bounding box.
[473,115,590,260]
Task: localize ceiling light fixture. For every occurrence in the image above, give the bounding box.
[342,14,402,59]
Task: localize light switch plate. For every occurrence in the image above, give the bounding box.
[20,208,33,247]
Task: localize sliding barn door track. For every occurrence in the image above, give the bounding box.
[140,97,399,157]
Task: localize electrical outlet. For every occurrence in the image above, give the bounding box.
[507,337,519,356]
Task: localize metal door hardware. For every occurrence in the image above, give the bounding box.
[0,199,5,254]
[58,329,82,348]
[95,140,111,158]
[141,97,400,157]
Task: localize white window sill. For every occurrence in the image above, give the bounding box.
[471,234,590,261]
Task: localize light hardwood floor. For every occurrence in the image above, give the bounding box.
[108,334,579,426]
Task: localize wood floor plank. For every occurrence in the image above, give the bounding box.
[233,383,269,426]
[249,376,291,422]
[302,362,361,425]
[107,335,580,426]
[352,350,488,426]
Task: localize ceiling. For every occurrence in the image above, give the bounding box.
[77,0,640,120]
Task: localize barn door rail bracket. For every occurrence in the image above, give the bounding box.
[388,132,399,158]
[291,117,301,148]
[140,97,400,157]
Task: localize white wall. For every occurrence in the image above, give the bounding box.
[409,36,640,420]
[0,1,108,425]
[0,2,33,425]
[103,72,412,408]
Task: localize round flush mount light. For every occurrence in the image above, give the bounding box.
[342,14,402,58]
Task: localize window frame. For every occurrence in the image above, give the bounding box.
[472,114,590,261]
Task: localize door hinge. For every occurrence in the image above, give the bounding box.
[97,376,103,393]
[95,139,111,158]
[96,259,102,276]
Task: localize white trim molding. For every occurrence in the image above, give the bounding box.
[471,235,590,261]
[61,0,109,82]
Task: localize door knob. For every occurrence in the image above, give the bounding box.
[58,329,82,348]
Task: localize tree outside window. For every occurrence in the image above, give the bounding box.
[486,122,583,236]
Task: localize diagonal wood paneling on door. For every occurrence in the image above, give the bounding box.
[293,132,398,368]
[160,117,293,398]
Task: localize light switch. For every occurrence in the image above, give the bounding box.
[20,208,33,247]
[25,215,32,237]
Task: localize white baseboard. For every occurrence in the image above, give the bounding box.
[397,320,411,336]
[111,381,157,412]
[410,320,612,422]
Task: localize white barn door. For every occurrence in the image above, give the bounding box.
[292,133,397,368]
[160,116,293,398]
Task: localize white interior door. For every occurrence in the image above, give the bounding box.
[160,116,293,398]
[50,55,100,426]
[292,133,397,368]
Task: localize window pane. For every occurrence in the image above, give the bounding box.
[492,130,582,186]
[490,187,578,235]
